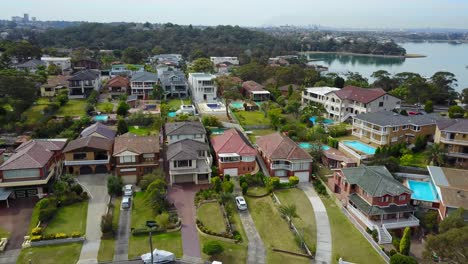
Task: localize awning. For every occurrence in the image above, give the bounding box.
[0,188,12,201]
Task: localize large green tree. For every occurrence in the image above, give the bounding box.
[215,76,242,119]
[122,47,144,64]
[424,223,467,263]
[188,58,214,73]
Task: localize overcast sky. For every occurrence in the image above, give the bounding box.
[2,0,468,29]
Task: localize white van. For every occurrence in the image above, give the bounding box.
[121,196,131,209]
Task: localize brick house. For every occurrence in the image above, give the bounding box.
[113,133,160,184]
[0,139,67,199]
[256,133,313,182]
[331,166,419,244]
[434,119,468,168]
[241,81,270,102]
[105,75,130,99]
[210,129,257,176]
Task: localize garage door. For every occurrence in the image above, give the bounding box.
[122,175,137,184]
[223,168,238,177]
[295,171,310,182]
[174,174,195,184]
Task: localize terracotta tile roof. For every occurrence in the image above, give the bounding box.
[63,136,113,153]
[323,147,357,164]
[106,76,130,88]
[43,75,69,88]
[0,139,67,170]
[333,86,387,104]
[242,81,266,92]
[113,134,159,156]
[210,129,256,156]
[256,133,312,161]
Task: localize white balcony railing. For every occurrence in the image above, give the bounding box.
[347,205,375,230]
[64,158,109,166]
[376,214,420,229]
[68,94,85,99]
[271,164,292,170]
[440,138,468,146]
[355,123,389,135]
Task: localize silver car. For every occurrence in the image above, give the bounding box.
[235,196,247,211]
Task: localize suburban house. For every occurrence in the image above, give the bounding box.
[164,122,206,145]
[105,75,130,98]
[63,136,114,175]
[210,129,257,176]
[14,59,45,73]
[427,166,468,220]
[110,64,144,77]
[188,73,217,103]
[352,111,441,146]
[113,133,160,183]
[41,75,69,97]
[166,139,212,185]
[256,133,313,182]
[241,81,270,102]
[41,57,72,72]
[130,71,158,100]
[302,86,401,122]
[160,70,189,99]
[73,59,100,71]
[80,123,116,140]
[322,146,357,169]
[278,84,300,96]
[331,166,419,244]
[0,139,67,199]
[434,119,468,168]
[150,54,182,67]
[210,57,239,73]
[67,69,101,99]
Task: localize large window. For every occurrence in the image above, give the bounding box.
[220,156,240,163]
[174,160,192,168]
[73,153,87,160]
[411,125,421,131]
[3,169,40,179]
[120,155,136,163]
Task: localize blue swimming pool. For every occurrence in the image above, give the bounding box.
[408,180,439,202]
[298,142,331,151]
[168,112,177,117]
[230,102,244,109]
[210,128,227,135]
[94,115,108,122]
[343,140,376,155]
[207,103,221,109]
[309,116,334,125]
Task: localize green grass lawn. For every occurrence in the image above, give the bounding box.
[197,202,226,234]
[247,128,277,143]
[0,227,9,238]
[199,235,247,264]
[22,98,53,125]
[128,232,183,259]
[28,203,41,234]
[407,151,429,168]
[128,126,158,136]
[166,99,192,111]
[56,100,87,117]
[130,192,155,229]
[275,188,317,250]
[234,111,270,126]
[98,197,122,262]
[43,202,88,235]
[246,196,311,264]
[17,242,83,264]
[323,197,386,264]
[246,186,269,196]
[96,102,114,113]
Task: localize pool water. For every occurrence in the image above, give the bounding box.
[343,140,376,155]
[94,115,108,122]
[168,112,177,117]
[211,128,227,135]
[298,142,331,151]
[309,116,334,125]
[207,103,221,109]
[230,102,244,109]
[408,180,439,202]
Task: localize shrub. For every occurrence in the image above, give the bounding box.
[221,180,234,194]
[39,207,57,222]
[101,213,114,234]
[399,227,411,255]
[32,227,43,235]
[71,232,82,238]
[155,212,170,231]
[313,180,328,196]
[81,192,89,200]
[389,249,397,256]
[392,237,401,251]
[70,184,83,195]
[233,231,242,242]
[270,177,280,189]
[241,182,249,195]
[202,241,224,257]
[371,229,378,242]
[224,174,231,181]
[289,176,299,186]
[390,253,417,264]
[55,233,68,239]
[60,191,83,205]
[139,169,165,190]
[202,116,221,127]
[211,176,222,193]
[107,176,123,196]
[30,235,42,241]
[42,234,56,240]
[239,175,246,186]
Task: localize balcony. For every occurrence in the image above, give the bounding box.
[379,214,420,229]
[440,137,468,146]
[271,163,292,170]
[355,123,388,135]
[65,158,110,166]
[446,152,468,159]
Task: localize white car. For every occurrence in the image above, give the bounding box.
[141,249,175,263]
[235,196,247,211]
[123,184,133,196]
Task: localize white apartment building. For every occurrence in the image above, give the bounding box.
[302,86,400,122]
[41,57,71,71]
[188,73,217,103]
[210,57,239,66]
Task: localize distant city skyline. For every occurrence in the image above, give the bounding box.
[2,0,468,29]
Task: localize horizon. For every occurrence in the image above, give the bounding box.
[2,0,468,30]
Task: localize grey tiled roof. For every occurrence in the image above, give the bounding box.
[349,193,415,215]
[68,69,100,81]
[166,139,210,161]
[131,71,158,82]
[354,111,442,127]
[342,166,411,197]
[80,123,116,140]
[160,70,187,86]
[16,59,45,68]
[165,122,205,136]
[436,119,468,133]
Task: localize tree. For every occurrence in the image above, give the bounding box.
[155,212,170,230]
[431,71,457,104]
[117,102,130,116]
[57,90,69,106]
[285,100,301,118]
[144,179,168,214]
[424,100,433,113]
[427,143,445,166]
[152,84,164,100]
[448,105,465,118]
[423,225,468,264]
[189,58,214,73]
[345,72,369,87]
[107,176,123,196]
[202,241,224,258]
[221,180,234,194]
[421,210,438,233]
[399,154,415,166]
[333,76,345,88]
[122,47,144,64]
[278,204,299,228]
[390,253,418,264]
[117,118,128,134]
[215,76,241,119]
[372,70,397,91]
[241,182,249,195]
[47,63,61,75]
[139,169,165,190]
[439,207,466,233]
[211,176,222,193]
[461,88,468,105]
[399,227,411,256]
[268,108,283,130]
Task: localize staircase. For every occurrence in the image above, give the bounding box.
[377,225,392,244]
[340,112,355,122]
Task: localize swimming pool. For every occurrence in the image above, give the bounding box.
[309,116,334,125]
[94,115,108,122]
[168,112,177,118]
[343,140,376,155]
[210,128,227,135]
[230,102,244,109]
[207,103,221,109]
[407,180,439,202]
[298,142,331,151]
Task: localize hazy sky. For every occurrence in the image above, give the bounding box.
[2,0,468,29]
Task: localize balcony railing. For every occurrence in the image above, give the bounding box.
[347,205,375,230]
[65,158,109,166]
[271,164,292,170]
[377,214,420,229]
[355,123,389,135]
[446,152,468,158]
[440,138,468,146]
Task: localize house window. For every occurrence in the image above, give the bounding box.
[174,160,192,168]
[119,156,136,163]
[399,195,406,201]
[379,102,384,107]
[143,153,155,158]
[120,168,136,172]
[73,153,87,160]
[198,151,205,157]
[195,134,202,138]
[412,125,421,131]
[393,126,399,131]
[402,125,409,130]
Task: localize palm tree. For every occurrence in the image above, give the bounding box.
[279,204,299,228]
[427,143,446,166]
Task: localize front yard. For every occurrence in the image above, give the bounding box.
[197,202,226,234]
[17,242,83,264]
[55,100,87,117]
[234,111,270,126]
[246,196,311,264]
[42,202,88,235]
[97,197,122,262]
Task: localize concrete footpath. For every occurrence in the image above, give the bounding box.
[299,183,332,264]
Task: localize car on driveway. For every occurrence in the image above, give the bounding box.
[123,184,134,196]
[235,196,247,211]
[121,196,131,209]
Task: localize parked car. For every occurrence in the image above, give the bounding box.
[121,196,131,210]
[235,196,247,211]
[141,249,175,263]
[123,184,134,196]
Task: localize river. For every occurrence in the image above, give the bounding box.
[305,42,468,91]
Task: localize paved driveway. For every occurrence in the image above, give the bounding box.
[114,200,131,261]
[0,199,35,264]
[76,173,110,264]
[167,184,207,261]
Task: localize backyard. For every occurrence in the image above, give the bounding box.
[197,202,226,234]
[233,111,271,126]
[55,100,87,117]
[96,102,114,113]
[246,129,276,143]
[166,99,192,110]
[97,197,122,262]
[17,242,83,264]
[128,126,158,136]
[246,196,311,264]
[22,98,53,125]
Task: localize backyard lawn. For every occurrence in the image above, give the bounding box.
[234,111,270,126]
[197,202,226,234]
[166,99,192,110]
[17,242,83,264]
[323,197,386,264]
[96,102,114,113]
[275,188,317,250]
[22,98,53,125]
[246,196,311,264]
[55,100,87,117]
[97,197,122,262]
[43,202,88,235]
[128,126,158,136]
[247,128,276,143]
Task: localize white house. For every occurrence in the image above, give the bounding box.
[188,73,217,103]
[41,57,71,71]
[210,57,239,66]
[302,85,400,122]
